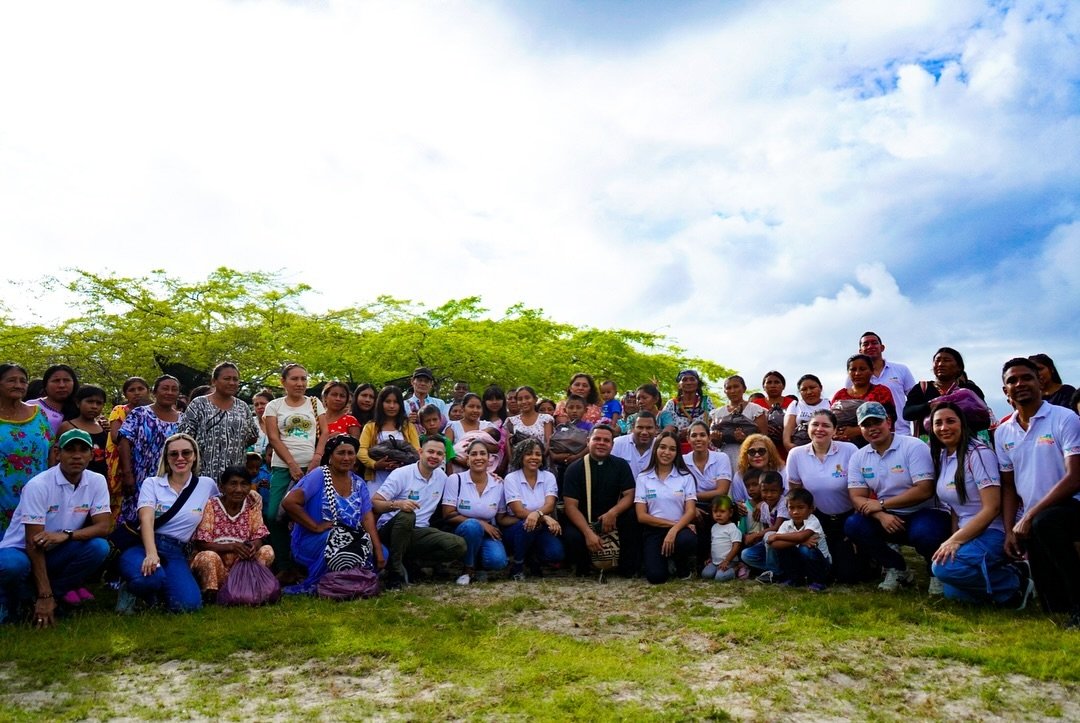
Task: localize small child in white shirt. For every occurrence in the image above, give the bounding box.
[701,495,743,581]
[767,487,832,591]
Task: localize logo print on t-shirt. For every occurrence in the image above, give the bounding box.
[283,413,314,438]
[1036,434,1056,447]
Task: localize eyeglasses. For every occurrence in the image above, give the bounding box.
[167,449,195,459]
[747,448,768,457]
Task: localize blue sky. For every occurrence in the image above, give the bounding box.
[0,0,1078,413]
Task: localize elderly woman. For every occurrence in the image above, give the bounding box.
[180,362,259,484]
[903,348,987,438]
[500,438,563,580]
[0,364,53,533]
[281,435,385,594]
[190,465,274,604]
[635,430,698,584]
[928,402,1027,606]
[441,440,512,585]
[117,433,220,613]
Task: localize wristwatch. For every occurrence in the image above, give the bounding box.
[62,529,74,541]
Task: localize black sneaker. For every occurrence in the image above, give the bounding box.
[384,572,405,591]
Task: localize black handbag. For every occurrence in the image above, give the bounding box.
[108,477,201,551]
[321,466,372,572]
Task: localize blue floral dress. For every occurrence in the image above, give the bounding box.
[0,407,53,532]
[117,406,182,524]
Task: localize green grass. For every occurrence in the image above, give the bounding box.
[2,578,1079,721]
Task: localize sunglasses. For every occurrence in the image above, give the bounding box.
[747,448,768,457]
[167,448,195,459]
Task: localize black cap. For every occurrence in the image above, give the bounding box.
[412,367,435,380]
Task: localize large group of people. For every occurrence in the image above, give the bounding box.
[0,332,1078,631]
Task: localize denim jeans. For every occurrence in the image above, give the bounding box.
[774,545,830,585]
[844,508,951,570]
[741,540,780,574]
[0,538,109,613]
[454,519,508,571]
[701,562,737,581]
[930,528,1019,604]
[119,534,202,612]
[501,519,565,568]
[642,527,696,584]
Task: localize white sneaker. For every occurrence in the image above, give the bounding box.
[455,573,471,586]
[878,567,914,592]
[928,576,944,596]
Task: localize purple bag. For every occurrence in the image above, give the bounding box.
[924,388,992,432]
[316,567,381,601]
[217,560,281,607]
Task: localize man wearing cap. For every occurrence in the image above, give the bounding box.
[843,402,949,593]
[612,411,658,479]
[996,358,1080,627]
[403,367,448,430]
[851,331,916,436]
[0,430,111,626]
[372,434,467,589]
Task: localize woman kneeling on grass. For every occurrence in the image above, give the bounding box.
[282,435,385,594]
[635,430,698,584]
[928,402,1030,607]
[501,438,563,580]
[441,440,511,585]
[190,466,274,604]
[117,434,219,613]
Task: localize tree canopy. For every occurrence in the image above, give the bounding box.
[2,268,733,401]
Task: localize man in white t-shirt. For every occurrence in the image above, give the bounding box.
[996,357,1080,627]
[852,331,916,436]
[843,402,949,593]
[612,412,658,479]
[372,435,466,589]
[0,430,111,627]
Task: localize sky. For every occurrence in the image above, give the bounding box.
[1,0,1079,415]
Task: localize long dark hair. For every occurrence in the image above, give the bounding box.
[351,383,377,427]
[41,364,80,421]
[642,430,691,476]
[928,401,977,505]
[567,373,600,406]
[374,385,407,430]
[481,384,507,422]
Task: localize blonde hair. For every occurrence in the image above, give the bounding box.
[736,434,783,476]
[156,433,202,478]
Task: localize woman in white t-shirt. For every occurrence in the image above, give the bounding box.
[263,363,328,573]
[117,433,219,612]
[783,374,831,452]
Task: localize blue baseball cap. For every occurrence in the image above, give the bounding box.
[856,402,888,424]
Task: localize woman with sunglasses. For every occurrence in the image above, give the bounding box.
[117,434,219,613]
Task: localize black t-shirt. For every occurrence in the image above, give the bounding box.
[563,454,635,522]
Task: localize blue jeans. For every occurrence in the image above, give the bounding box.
[741,540,780,574]
[701,562,737,581]
[774,545,830,585]
[119,534,202,612]
[930,528,1019,604]
[0,539,109,613]
[844,508,951,570]
[454,519,508,571]
[501,520,565,568]
[642,527,697,584]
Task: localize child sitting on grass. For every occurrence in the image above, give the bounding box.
[701,495,743,581]
[767,487,831,591]
[741,471,788,582]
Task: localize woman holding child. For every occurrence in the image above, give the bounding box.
[927,402,1027,606]
[635,430,698,584]
[785,409,863,583]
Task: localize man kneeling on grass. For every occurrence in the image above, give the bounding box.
[0,430,111,627]
[372,435,466,589]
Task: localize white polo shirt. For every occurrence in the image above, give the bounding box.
[682,450,733,495]
[995,402,1080,512]
[634,468,697,523]
[937,444,1002,531]
[375,462,448,528]
[847,434,934,514]
[137,475,219,543]
[777,514,831,562]
[786,442,858,516]
[0,467,110,551]
[612,435,655,479]
[443,472,505,522]
[503,469,558,513]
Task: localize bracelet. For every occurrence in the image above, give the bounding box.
[37,593,53,600]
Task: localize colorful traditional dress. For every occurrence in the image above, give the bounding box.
[179,396,259,483]
[0,407,53,532]
[117,406,182,524]
[190,490,274,591]
[105,403,133,513]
